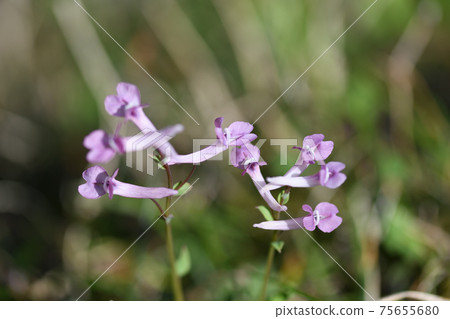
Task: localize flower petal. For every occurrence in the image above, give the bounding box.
[116,82,141,107]
[86,148,116,163]
[83,130,107,149]
[266,175,319,188]
[236,133,257,146]
[317,140,334,161]
[78,183,106,199]
[82,166,108,184]
[104,95,125,117]
[302,204,313,214]
[283,161,310,179]
[253,217,304,231]
[83,130,117,163]
[228,121,254,137]
[316,202,339,218]
[319,162,346,188]
[230,146,245,168]
[325,173,347,189]
[319,165,330,185]
[326,161,345,172]
[127,108,156,131]
[317,215,342,233]
[303,215,316,231]
[214,117,224,128]
[240,144,261,162]
[111,168,119,179]
[167,141,227,165]
[111,135,126,154]
[305,134,325,145]
[113,181,178,198]
[247,166,286,212]
[127,124,183,153]
[301,134,330,163]
[159,124,184,139]
[306,134,324,145]
[213,117,226,144]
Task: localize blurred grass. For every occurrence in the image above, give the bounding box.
[0,0,449,300]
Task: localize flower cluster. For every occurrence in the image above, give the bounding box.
[79,82,346,234]
[253,134,346,233]
[79,82,182,200]
[167,120,346,233]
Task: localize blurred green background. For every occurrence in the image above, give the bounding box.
[0,0,449,300]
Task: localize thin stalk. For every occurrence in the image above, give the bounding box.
[165,218,184,301]
[163,163,173,211]
[162,163,184,301]
[175,165,197,190]
[259,210,280,301]
[150,198,165,216]
[259,187,290,300]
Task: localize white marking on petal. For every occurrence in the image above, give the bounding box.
[103,176,112,193]
[125,101,139,110]
[108,135,120,153]
[323,165,330,184]
[304,144,317,160]
[224,127,231,146]
[243,158,258,167]
[313,209,322,226]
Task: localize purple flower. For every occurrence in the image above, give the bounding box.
[104,82,154,128]
[104,82,183,160]
[253,202,342,233]
[166,117,257,165]
[302,202,342,232]
[319,161,346,189]
[214,117,257,147]
[266,161,346,189]
[78,165,178,200]
[231,144,286,212]
[294,134,334,165]
[84,129,125,163]
[83,124,184,164]
[230,143,266,174]
[264,134,334,192]
[104,82,165,140]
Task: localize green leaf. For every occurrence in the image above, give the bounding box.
[175,246,191,277]
[256,206,273,221]
[148,153,160,161]
[173,182,191,196]
[277,189,290,205]
[148,154,165,170]
[271,241,285,253]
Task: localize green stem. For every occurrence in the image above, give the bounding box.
[162,162,184,301]
[259,186,290,300]
[175,165,196,190]
[165,218,184,301]
[259,210,280,301]
[164,163,173,211]
[150,198,164,216]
